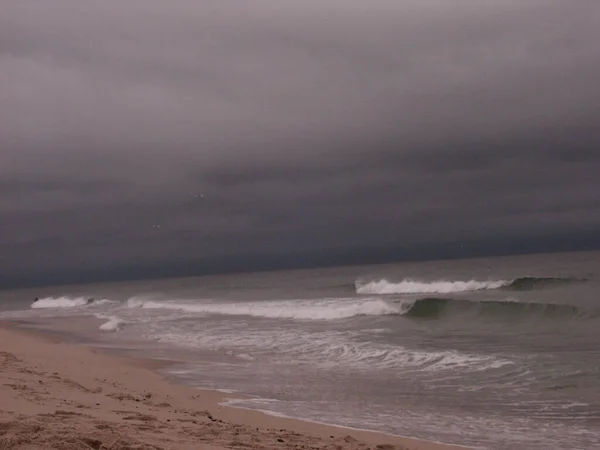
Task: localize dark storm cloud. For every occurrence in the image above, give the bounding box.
[1,0,600,286]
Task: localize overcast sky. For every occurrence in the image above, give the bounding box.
[1,0,600,287]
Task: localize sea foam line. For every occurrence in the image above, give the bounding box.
[149,325,512,373]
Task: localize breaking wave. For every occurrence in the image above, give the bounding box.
[124,291,592,323]
[126,296,400,320]
[398,297,592,320]
[356,279,508,295]
[356,277,583,295]
[30,296,110,309]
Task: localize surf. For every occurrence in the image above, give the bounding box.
[356,279,509,294]
[30,296,110,309]
[355,276,583,295]
[125,296,400,320]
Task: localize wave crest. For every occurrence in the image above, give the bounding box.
[356,279,508,295]
[126,296,400,320]
[30,296,107,309]
[356,276,584,295]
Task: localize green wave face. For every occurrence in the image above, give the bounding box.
[503,277,584,291]
[402,297,588,321]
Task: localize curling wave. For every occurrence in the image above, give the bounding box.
[398,297,593,320]
[502,276,584,290]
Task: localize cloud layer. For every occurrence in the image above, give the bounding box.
[2,1,600,285]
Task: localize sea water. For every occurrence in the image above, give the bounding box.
[1,250,599,449]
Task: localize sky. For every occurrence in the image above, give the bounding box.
[1,0,600,287]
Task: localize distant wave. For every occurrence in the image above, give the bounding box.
[397,297,592,321]
[121,271,592,324]
[30,296,111,309]
[356,279,509,295]
[356,277,583,295]
[126,296,400,320]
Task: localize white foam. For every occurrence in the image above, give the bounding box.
[365,328,390,334]
[98,316,124,332]
[308,339,511,372]
[149,325,511,373]
[356,279,509,295]
[126,296,400,320]
[91,299,115,306]
[31,296,94,309]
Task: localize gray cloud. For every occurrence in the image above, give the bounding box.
[1,0,600,286]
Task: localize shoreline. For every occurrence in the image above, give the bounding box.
[217,399,480,450]
[0,320,470,450]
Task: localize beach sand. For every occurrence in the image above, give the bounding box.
[0,323,467,450]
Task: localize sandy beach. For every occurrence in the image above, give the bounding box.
[0,323,466,450]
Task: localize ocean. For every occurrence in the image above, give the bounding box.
[1,250,599,449]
